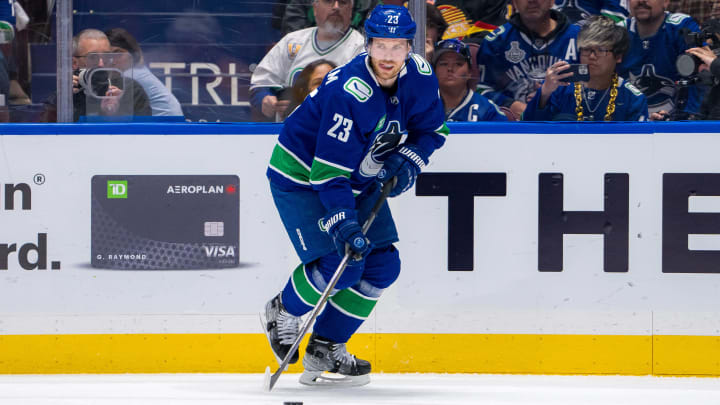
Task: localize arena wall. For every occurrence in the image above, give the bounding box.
[1,122,719,376]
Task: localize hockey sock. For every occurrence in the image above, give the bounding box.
[281,263,320,317]
[314,283,380,343]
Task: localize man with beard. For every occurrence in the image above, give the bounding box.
[617,0,701,119]
[476,0,581,118]
[261,5,448,387]
[250,0,365,121]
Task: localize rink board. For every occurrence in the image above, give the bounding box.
[0,122,720,376]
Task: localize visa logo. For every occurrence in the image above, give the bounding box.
[203,245,236,257]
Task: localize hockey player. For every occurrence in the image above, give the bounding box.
[616,0,701,119]
[250,0,365,121]
[476,0,581,118]
[523,16,648,120]
[434,38,508,121]
[261,5,448,387]
[553,0,629,23]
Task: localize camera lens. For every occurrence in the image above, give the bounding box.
[676,53,700,77]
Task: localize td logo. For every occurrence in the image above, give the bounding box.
[107,180,128,199]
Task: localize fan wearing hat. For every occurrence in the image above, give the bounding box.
[434,38,507,121]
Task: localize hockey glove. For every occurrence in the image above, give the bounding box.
[323,208,373,259]
[377,144,428,197]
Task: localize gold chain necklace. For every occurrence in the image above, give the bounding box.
[574,74,619,121]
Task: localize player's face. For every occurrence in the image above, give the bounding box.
[514,0,554,22]
[630,0,668,23]
[308,63,334,92]
[579,44,621,83]
[367,38,411,85]
[435,52,470,90]
[313,0,353,34]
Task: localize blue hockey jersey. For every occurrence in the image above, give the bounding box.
[476,10,581,107]
[617,12,701,115]
[522,76,648,121]
[554,0,628,23]
[267,52,448,211]
[445,89,508,121]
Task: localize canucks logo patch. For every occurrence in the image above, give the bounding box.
[344,77,373,102]
[287,43,302,59]
[359,120,404,177]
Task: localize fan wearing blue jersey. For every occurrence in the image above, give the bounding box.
[434,38,507,121]
[554,0,629,23]
[261,5,448,387]
[476,0,581,118]
[617,0,701,119]
[524,15,648,120]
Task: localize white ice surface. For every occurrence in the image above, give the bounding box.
[2,373,720,405]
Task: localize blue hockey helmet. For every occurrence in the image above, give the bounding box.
[364,5,416,40]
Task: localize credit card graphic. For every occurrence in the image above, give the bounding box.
[91,175,239,269]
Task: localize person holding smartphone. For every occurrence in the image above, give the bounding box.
[523,15,648,121]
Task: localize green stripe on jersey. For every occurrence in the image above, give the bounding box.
[309,157,353,185]
[291,263,321,306]
[436,122,450,137]
[269,144,311,184]
[329,287,378,320]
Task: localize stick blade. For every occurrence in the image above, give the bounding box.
[263,366,272,392]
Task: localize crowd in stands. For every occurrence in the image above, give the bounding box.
[0,0,719,122]
[253,0,720,122]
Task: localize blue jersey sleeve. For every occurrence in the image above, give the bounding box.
[403,55,449,160]
[309,87,373,211]
[479,98,509,122]
[522,86,575,121]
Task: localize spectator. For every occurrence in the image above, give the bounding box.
[682,21,720,119]
[434,38,507,121]
[43,29,151,122]
[281,0,379,35]
[617,0,701,119]
[250,0,365,121]
[426,3,449,62]
[523,15,648,120]
[476,0,580,118]
[435,0,509,42]
[105,28,183,117]
[553,0,629,23]
[668,0,714,25]
[284,59,337,118]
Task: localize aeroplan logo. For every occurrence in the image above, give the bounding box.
[203,245,236,257]
[107,181,127,199]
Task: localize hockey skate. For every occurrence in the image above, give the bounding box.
[299,333,371,387]
[260,294,301,365]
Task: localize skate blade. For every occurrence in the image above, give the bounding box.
[263,366,271,392]
[299,371,370,387]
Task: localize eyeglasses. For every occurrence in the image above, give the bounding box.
[73,52,118,65]
[317,0,352,7]
[579,47,613,57]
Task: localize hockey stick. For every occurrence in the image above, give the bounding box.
[264,177,397,392]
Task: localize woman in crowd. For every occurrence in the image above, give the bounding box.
[522,16,648,121]
[284,59,337,119]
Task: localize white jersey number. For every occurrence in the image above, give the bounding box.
[327,113,353,142]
